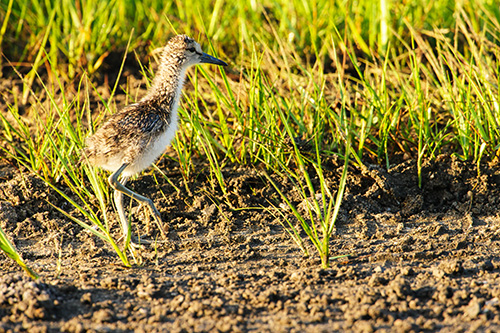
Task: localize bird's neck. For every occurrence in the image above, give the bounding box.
[142,60,188,112]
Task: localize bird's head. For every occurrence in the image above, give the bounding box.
[165,35,228,68]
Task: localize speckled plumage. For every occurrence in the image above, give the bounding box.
[82,34,227,245]
[85,35,192,176]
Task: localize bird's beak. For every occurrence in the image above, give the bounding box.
[200,52,228,66]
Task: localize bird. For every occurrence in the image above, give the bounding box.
[82,34,228,247]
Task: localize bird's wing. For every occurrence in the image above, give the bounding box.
[116,109,166,134]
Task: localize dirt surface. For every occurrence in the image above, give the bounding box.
[2,151,500,332]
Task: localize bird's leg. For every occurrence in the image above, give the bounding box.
[109,164,167,242]
[113,175,132,246]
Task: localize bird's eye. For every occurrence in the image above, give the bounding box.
[187,47,196,53]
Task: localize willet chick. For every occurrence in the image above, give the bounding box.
[83,35,227,246]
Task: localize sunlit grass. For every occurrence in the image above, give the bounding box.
[0,0,499,267]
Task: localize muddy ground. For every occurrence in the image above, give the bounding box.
[1,151,500,332]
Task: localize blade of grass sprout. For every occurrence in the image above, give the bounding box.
[477,142,487,177]
[22,7,56,104]
[0,0,14,64]
[108,29,134,103]
[56,234,63,278]
[151,164,181,194]
[0,225,39,279]
[327,139,350,237]
[134,49,154,89]
[171,131,195,189]
[330,254,350,261]
[408,37,425,188]
[379,0,388,54]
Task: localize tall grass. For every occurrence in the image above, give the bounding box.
[0,0,499,266]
